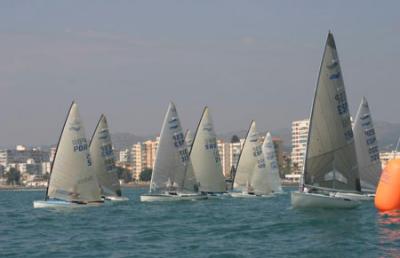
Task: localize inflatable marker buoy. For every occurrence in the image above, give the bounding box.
[375,159,400,212]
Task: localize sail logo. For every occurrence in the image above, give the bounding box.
[203,123,213,132]
[69,120,81,132]
[329,72,341,80]
[326,59,338,69]
[98,129,109,140]
[169,117,179,130]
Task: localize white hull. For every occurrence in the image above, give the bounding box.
[33,200,103,208]
[291,191,360,209]
[331,192,374,201]
[229,192,274,198]
[103,196,129,202]
[140,193,207,202]
[203,192,230,199]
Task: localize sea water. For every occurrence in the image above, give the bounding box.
[0,187,399,258]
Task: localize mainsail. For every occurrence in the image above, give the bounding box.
[190,107,226,193]
[185,129,194,152]
[89,114,122,197]
[262,132,283,193]
[149,102,198,193]
[303,32,361,192]
[233,121,259,192]
[46,102,101,202]
[353,97,381,191]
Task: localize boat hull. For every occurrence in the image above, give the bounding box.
[332,192,374,201]
[140,193,207,202]
[291,191,360,209]
[103,196,129,202]
[229,192,274,198]
[202,192,230,199]
[33,200,103,208]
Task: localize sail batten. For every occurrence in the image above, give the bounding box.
[89,115,122,197]
[190,107,226,193]
[47,102,101,202]
[303,32,360,192]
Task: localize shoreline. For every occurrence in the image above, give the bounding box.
[0,181,299,191]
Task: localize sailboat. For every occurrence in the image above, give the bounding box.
[334,97,381,201]
[89,114,128,202]
[140,102,206,202]
[231,121,274,197]
[262,132,283,193]
[190,107,227,197]
[185,129,194,152]
[33,102,103,208]
[291,32,361,209]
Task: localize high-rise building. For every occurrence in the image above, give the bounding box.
[379,151,400,169]
[131,137,160,180]
[291,119,309,174]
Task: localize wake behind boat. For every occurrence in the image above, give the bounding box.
[33,102,103,208]
[140,102,205,202]
[291,32,361,209]
[90,114,128,202]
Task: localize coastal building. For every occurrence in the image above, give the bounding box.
[131,138,159,180]
[290,119,309,174]
[0,147,49,167]
[380,151,400,169]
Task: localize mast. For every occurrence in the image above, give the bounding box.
[303,32,360,192]
[45,101,75,200]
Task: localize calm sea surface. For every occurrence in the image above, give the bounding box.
[1,187,399,258]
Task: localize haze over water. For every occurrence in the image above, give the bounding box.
[1,188,399,258]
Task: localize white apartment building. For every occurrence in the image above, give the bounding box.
[380,151,400,169]
[291,119,309,174]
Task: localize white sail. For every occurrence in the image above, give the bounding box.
[149,102,198,193]
[89,114,122,197]
[46,102,101,202]
[233,121,259,192]
[250,150,273,195]
[190,107,226,193]
[185,129,194,152]
[262,132,283,193]
[303,32,361,192]
[353,97,381,191]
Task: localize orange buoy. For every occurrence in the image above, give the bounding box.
[375,159,400,212]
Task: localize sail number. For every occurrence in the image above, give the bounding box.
[173,132,185,148]
[72,138,88,152]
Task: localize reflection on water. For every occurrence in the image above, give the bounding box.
[378,210,400,257]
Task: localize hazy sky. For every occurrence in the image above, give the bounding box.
[1,1,399,146]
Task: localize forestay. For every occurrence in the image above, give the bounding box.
[353,97,381,191]
[90,115,122,197]
[46,102,101,202]
[303,33,361,192]
[150,102,198,193]
[190,107,226,193]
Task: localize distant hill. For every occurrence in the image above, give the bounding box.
[216,121,400,153]
[110,133,148,150]
[374,121,400,151]
[2,121,398,153]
